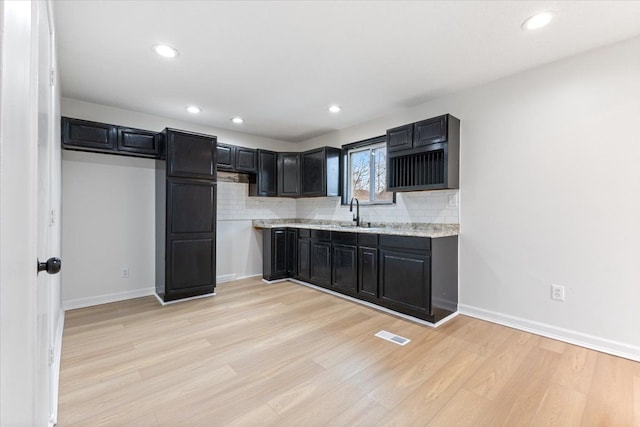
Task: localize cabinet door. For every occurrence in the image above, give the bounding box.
[310,241,331,287]
[332,244,357,295]
[117,127,158,156]
[301,148,326,197]
[379,249,431,317]
[358,246,378,301]
[297,238,311,281]
[286,229,298,277]
[217,143,235,171]
[167,130,217,180]
[62,117,116,151]
[167,180,216,234]
[271,229,287,278]
[386,123,413,152]
[235,147,257,173]
[278,152,301,197]
[253,150,277,196]
[414,115,447,147]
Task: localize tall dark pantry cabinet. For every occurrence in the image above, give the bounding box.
[156,129,217,302]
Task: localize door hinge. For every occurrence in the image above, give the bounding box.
[49,346,55,366]
[50,69,55,87]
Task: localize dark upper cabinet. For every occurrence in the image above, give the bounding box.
[62,117,117,151]
[249,150,278,196]
[386,124,413,153]
[301,147,341,197]
[278,152,301,197]
[414,116,447,147]
[216,143,257,174]
[387,114,460,192]
[62,117,160,158]
[117,127,159,156]
[166,129,217,180]
[216,143,235,171]
[235,147,257,174]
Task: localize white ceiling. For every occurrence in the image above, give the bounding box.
[54,1,640,143]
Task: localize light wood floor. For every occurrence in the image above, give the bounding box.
[57,278,640,426]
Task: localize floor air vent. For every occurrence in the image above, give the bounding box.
[375,330,411,346]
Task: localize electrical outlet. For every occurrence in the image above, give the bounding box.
[551,284,565,301]
[447,193,458,208]
[121,268,129,279]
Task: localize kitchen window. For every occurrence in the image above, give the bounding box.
[342,136,394,205]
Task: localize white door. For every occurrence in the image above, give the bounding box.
[0,1,60,425]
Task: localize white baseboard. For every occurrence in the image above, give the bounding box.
[217,273,262,283]
[459,304,640,362]
[153,292,216,306]
[49,308,65,427]
[63,287,155,310]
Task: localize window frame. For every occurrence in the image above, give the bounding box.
[341,135,396,206]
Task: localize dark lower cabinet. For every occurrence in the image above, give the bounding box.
[286,228,298,277]
[263,227,298,281]
[263,228,287,281]
[263,228,457,324]
[358,246,378,302]
[310,241,331,288]
[156,128,217,303]
[379,249,431,319]
[332,244,357,295]
[296,229,311,282]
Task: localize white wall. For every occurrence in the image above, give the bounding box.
[301,36,640,358]
[61,99,298,308]
[216,178,296,280]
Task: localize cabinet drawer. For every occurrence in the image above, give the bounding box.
[379,235,430,251]
[311,230,331,241]
[358,233,378,247]
[331,231,357,244]
[298,228,310,239]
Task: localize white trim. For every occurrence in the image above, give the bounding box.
[63,287,155,310]
[154,292,215,306]
[262,278,289,285]
[459,304,640,362]
[216,273,237,283]
[48,309,64,427]
[286,279,458,327]
[218,273,262,283]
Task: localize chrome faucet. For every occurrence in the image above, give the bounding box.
[349,197,360,227]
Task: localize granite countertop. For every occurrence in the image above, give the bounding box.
[252,219,459,238]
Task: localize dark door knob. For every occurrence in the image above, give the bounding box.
[37,257,61,275]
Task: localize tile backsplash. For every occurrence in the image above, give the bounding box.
[296,190,459,225]
[217,175,459,225]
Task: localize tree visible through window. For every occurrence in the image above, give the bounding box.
[348,142,392,203]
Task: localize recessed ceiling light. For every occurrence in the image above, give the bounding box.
[231,117,244,124]
[521,11,556,31]
[153,44,179,58]
[186,105,202,114]
[328,105,342,113]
